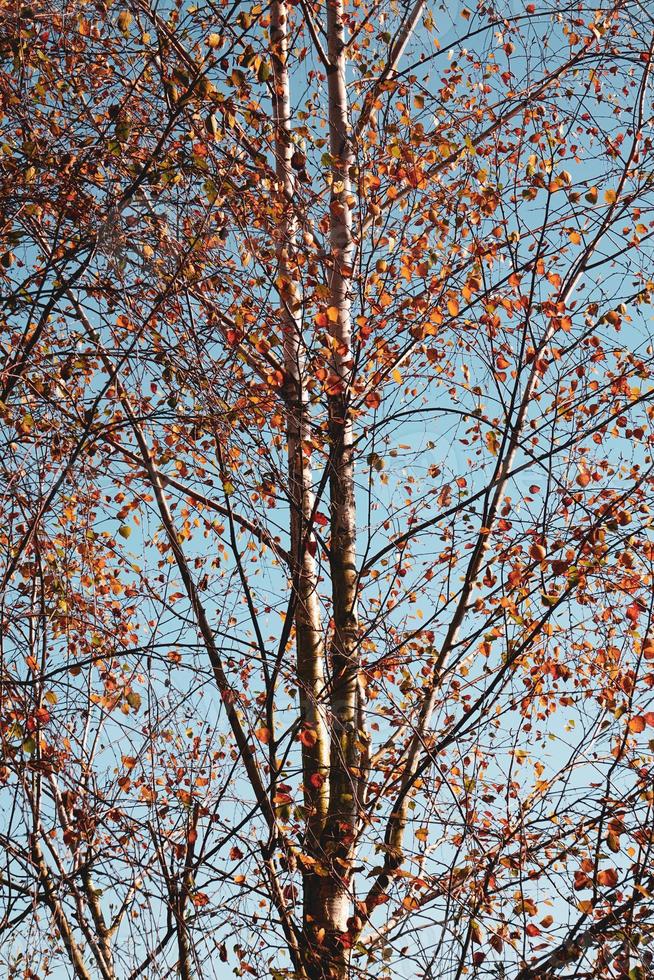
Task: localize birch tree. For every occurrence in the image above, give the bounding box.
[3,1,654,978]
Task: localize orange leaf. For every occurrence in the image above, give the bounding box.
[597,868,618,888]
[447,297,459,317]
[628,716,646,734]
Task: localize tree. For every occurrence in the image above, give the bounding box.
[2,0,654,977]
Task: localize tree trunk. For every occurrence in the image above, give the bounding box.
[270,0,330,843]
[302,0,361,973]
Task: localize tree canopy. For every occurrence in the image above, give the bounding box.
[2,0,654,978]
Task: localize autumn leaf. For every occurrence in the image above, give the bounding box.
[597,868,618,888]
[485,430,499,455]
[125,692,141,712]
[117,10,132,32]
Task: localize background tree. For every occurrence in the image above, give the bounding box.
[2,0,654,978]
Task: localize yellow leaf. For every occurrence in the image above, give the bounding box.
[117,10,132,31]
[604,189,617,204]
[485,430,498,456]
[392,368,402,384]
[327,306,340,323]
[568,230,581,244]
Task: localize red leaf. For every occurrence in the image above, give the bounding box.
[597,868,618,888]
